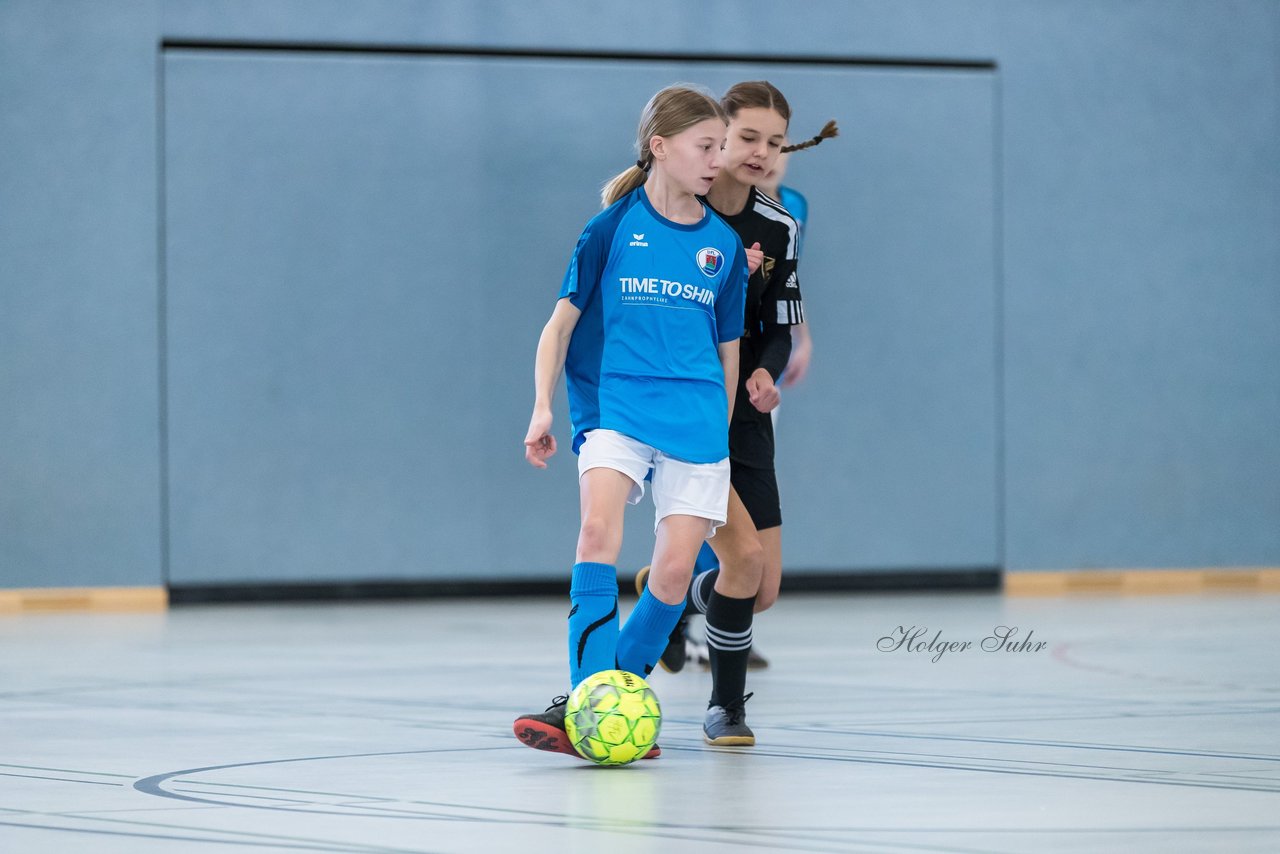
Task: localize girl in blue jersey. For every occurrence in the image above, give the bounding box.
[513,84,748,759]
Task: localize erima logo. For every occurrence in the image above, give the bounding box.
[696,247,723,277]
[630,233,648,247]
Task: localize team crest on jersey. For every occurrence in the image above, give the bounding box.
[696,247,723,277]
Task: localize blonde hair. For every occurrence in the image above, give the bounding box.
[600,84,727,208]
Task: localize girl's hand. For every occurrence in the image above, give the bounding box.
[523,410,556,468]
[745,242,764,275]
[746,368,781,413]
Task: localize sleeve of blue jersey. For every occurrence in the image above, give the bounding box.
[715,240,748,343]
[559,229,603,309]
[780,186,809,256]
[559,199,629,309]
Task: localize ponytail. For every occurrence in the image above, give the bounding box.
[601,162,649,208]
[782,119,839,153]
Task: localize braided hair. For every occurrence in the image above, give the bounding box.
[782,120,839,153]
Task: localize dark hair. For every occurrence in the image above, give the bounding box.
[721,80,792,125]
[722,81,838,153]
[782,119,840,153]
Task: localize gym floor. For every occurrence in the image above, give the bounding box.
[2,590,1277,852]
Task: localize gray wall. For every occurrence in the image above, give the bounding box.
[2,0,1277,589]
[999,1,1280,569]
[1,0,162,588]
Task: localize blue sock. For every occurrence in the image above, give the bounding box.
[616,586,687,677]
[694,541,720,574]
[569,562,619,689]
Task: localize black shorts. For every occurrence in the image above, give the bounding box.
[730,461,781,530]
[729,409,781,530]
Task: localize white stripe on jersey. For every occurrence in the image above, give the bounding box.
[777,299,805,325]
[752,191,799,261]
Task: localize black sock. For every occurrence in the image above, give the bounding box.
[705,589,755,708]
[689,568,718,615]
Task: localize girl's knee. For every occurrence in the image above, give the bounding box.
[738,541,766,585]
[647,561,693,604]
[714,531,765,573]
[714,543,765,595]
[576,515,619,562]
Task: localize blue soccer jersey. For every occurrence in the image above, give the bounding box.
[777,185,809,254]
[560,186,747,464]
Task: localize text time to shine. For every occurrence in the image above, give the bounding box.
[619,277,715,305]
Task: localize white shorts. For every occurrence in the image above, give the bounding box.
[577,429,730,537]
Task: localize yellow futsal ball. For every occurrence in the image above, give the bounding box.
[564,670,662,766]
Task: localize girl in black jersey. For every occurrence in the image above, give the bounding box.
[634,81,837,746]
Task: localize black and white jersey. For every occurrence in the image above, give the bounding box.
[705,186,804,388]
[703,187,804,477]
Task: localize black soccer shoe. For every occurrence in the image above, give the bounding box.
[513,695,574,755]
[703,692,756,747]
[514,695,661,759]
